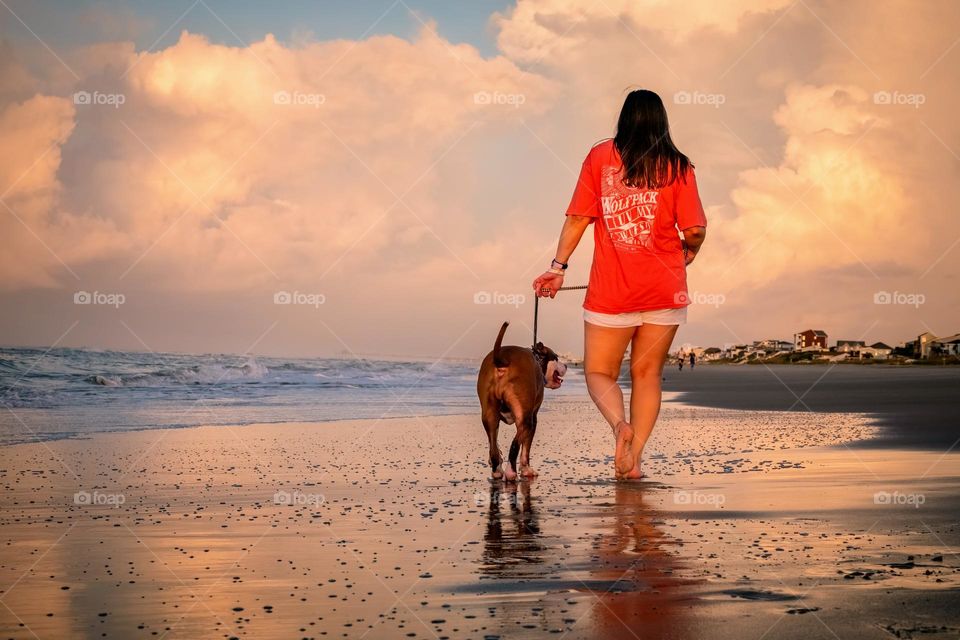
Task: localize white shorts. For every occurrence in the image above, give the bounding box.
[583,306,687,328]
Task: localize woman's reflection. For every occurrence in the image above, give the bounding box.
[474,480,696,638]
[581,482,696,639]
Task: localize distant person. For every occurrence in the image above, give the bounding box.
[533,89,707,481]
[689,352,696,370]
[678,356,684,371]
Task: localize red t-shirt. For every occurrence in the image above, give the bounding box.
[565,139,707,314]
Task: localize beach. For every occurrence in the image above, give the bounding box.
[2,1,958,638]
[1,385,958,639]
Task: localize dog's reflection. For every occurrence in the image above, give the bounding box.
[479,481,544,578]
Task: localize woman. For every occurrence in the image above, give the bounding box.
[532,89,707,480]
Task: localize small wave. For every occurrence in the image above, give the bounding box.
[0,357,22,374]
[85,358,269,387]
[0,348,497,422]
[1,388,50,408]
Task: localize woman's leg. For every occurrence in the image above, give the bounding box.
[627,323,679,476]
[583,321,635,475]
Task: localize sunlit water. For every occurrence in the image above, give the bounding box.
[0,347,585,445]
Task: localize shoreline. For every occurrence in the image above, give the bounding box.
[0,386,883,450]
[1,396,957,639]
[0,409,482,448]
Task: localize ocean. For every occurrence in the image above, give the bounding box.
[0,347,585,446]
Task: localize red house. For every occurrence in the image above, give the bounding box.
[795,329,828,350]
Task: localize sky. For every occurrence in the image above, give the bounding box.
[1,0,958,359]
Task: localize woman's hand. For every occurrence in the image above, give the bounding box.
[532,271,564,298]
[534,216,591,299]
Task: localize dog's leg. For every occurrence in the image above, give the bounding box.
[518,414,539,478]
[504,434,520,482]
[482,408,502,479]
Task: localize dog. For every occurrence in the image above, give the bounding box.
[477,322,567,481]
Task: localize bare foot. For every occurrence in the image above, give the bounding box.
[619,465,644,481]
[614,421,635,476]
[502,461,518,482]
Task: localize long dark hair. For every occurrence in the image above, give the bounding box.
[613,89,691,189]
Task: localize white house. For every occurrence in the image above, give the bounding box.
[860,342,893,359]
[836,340,866,354]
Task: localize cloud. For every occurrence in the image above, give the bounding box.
[494,0,793,63]
[0,25,553,295]
[0,94,76,288]
[705,83,917,289]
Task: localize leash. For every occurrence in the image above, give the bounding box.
[533,285,588,346]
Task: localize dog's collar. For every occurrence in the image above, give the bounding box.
[531,345,555,371]
[531,345,544,368]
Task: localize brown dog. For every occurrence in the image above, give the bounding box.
[477,322,567,481]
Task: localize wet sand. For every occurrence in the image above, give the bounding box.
[664,364,960,449]
[1,395,958,639]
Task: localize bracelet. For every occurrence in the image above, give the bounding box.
[548,267,565,275]
[551,258,568,270]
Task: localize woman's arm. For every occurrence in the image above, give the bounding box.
[555,215,593,263]
[532,215,593,298]
[681,225,706,265]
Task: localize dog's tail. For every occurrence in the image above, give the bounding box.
[493,321,509,368]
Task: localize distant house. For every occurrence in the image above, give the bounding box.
[916,331,938,358]
[836,340,866,354]
[931,333,960,357]
[723,344,748,359]
[795,329,828,351]
[776,340,795,352]
[860,342,893,359]
[893,340,917,358]
[753,339,793,353]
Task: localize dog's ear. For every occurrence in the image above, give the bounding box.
[534,342,545,352]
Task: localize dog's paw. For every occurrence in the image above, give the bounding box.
[519,465,539,478]
[502,461,518,483]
